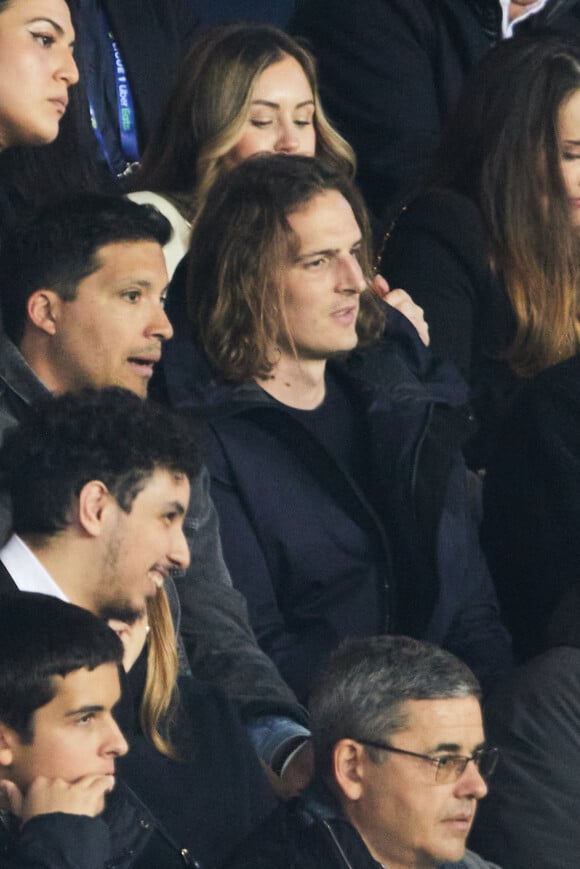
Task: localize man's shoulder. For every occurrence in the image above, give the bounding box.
[222,797,338,869]
[0,338,47,440]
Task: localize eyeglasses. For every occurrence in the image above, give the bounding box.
[355,739,499,784]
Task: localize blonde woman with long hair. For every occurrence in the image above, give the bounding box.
[108,585,277,865]
[128,22,354,276]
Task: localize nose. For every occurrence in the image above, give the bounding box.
[58,49,80,87]
[169,525,190,571]
[148,303,174,342]
[104,716,129,759]
[336,254,366,294]
[454,759,488,801]
[274,119,300,154]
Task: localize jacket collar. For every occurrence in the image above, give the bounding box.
[468,0,575,41]
[0,336,50,408]
[296,778,483,869]
[165,308,468,421]
[295,778,383,869]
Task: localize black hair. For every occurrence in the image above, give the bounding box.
[0,193,171,344]
[0,593,123,741]
[0,387,200,537]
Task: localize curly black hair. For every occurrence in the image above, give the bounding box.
[0,387,200,537]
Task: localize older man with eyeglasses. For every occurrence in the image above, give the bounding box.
[225,635,502,869]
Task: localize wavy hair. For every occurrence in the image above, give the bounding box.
[131,23,354,223]
[422,32,580,377]
[188,155,386,382]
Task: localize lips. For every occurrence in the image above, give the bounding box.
[49,96,69,114]
[128,355,161,377]
[331,304,358,324]
[441,812,474,831]
[148,566,168,590]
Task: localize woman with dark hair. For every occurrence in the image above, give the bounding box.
[106,590,278,868]
[379,31,580,467]
[0,0,80,228]
[0,0,78,151]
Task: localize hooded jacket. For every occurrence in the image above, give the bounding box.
[163,309,512,701]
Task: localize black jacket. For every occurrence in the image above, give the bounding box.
[0,777,198,869]
[164,309,512,701]
[290,0,580,216]
[472,627,580,868]
[223,777,500,869]
[378,188,520,469]
[481,354,580,662]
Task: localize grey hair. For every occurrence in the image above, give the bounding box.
[309,636,481,776]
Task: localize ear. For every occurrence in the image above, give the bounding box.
[333,738,365,801]
[0,721,17,769]
[26,289,62,336]
[77,480,114,537]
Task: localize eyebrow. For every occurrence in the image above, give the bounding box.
[251,99,315,110]
[118,279,169,294]
[429,740,487,754]
[29,17,75,46]
[563,139,580,145]
[165,500,186,517]
[65,705,105,718]
[294,239,363,262]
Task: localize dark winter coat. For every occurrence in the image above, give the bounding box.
[472,638,580,868]
[164,308,512,701]
[481,353,580,662]
[223,777,501,869]
[0,777,199,869]
[378,188,521,469]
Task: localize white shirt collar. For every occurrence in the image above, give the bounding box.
[500,0,550,38]
[0,534,68,601]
